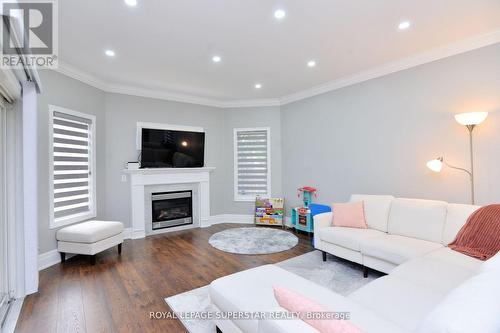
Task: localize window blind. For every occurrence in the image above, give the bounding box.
[52,111,93,222]
[235,129,270,200]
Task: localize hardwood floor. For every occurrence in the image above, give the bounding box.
[16,224,314,333]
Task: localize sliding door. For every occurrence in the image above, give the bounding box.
[0,102,10,324]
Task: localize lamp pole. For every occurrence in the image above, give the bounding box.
[466,125,475,205]
[441,159,474,204]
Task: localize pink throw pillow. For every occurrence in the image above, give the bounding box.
[273,285,363,333]
[332,202,367,229]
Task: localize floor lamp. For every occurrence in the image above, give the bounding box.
[427,111,488,205]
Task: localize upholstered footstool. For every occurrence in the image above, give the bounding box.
[56,220,124,264]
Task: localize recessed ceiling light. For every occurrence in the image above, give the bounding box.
[124,0,137,7]
[398,21,411,30]
[307,60,316,68]
[254,83,262,89]
[212,55,221,63]
[274,9,286,19]
[105,49,115,57]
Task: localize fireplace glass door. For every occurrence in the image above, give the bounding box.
[151,191,193,230]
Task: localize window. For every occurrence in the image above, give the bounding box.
[49,105,96,228]
[233,127,271,201]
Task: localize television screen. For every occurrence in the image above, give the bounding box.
[141,128,205,168]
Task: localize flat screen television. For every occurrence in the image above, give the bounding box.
[140,128,205,168]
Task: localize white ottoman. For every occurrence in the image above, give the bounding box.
[56,220,124,264]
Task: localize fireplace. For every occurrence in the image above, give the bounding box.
[151,190,193,230]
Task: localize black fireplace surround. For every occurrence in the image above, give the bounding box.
[151,190,193,230]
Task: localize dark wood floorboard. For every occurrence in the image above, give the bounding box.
[16,224,314,333]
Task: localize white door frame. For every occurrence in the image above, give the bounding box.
[21,82,38,295]
[0,100,9,324]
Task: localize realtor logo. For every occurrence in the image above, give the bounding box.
[1,0,58,68]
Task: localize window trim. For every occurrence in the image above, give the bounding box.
[233,127,271,202]
[48,105,96,229]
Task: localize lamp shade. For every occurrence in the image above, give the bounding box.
[427,158,443,172]
[454,112,488,126]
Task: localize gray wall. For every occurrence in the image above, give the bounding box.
[223,106,283,214]
[281,44,500,210]
[103,93,226,226]
[37,70,106,253]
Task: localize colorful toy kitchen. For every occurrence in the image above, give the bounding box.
[291,187,331,236]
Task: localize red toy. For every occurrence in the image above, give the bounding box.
[297,186,317,198]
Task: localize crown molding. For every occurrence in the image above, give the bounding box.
[53,30,500,109]
[55,61,108,91]
[221,98,281,108]
[104,82,225,108]
[279,29,500,105]
[55,61,226,107]
[55,62,281,108]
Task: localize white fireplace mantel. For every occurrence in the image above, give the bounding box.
[123,167,215,239]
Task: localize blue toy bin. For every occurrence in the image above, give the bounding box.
[309,203,331,246]
[309,203,331,217]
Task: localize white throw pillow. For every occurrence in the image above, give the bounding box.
[480,250,500,273]
[416,271,500,333]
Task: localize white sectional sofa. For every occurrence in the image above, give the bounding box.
[209,195,500,333]
[314,194,480,275]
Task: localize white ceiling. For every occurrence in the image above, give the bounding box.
[58,0,500,105]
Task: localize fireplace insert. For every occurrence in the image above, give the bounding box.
[151,190,193,230]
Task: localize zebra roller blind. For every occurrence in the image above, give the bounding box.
[234,128,271,201]
[50,107,96,227]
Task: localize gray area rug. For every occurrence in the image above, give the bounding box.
[165,250,382,333]
[208,227,299,254]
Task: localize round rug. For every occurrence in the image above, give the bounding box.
[208,227,299,254]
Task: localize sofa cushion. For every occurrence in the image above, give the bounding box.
[57,233,124,255]
[390,256,478,293]
[416,271,500,333]
[387,198,447,243]
[210,265,405,333]
[56,220,124,243]
[423,247,481,271]
[349,275,445,332]
[319,227,385,251]
[350,195,394,232]
[443,203,480,245]
[360,235,443,265]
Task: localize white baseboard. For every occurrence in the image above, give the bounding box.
[38,250,78,271]
[205,214,254,226]
[122,227,133,239]
[38,249,64,271]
